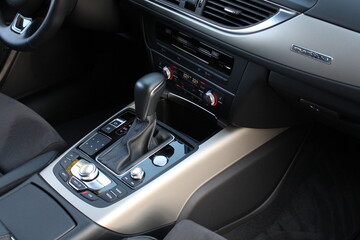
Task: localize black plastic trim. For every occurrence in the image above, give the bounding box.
[178,126,308,230]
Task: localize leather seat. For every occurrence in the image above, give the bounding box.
[0,93,66,194]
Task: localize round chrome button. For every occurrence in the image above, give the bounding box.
[130,167,145,180]
[79,162,99,181]
[153,155,168,167]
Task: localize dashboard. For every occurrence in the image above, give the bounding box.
[111,0,360,134]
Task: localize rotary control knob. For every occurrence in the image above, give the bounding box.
[130,167,145,180]
[203,90,218,107]
[78,162,99,181]
[162,66,173,80]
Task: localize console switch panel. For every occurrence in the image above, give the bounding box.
[79,133,111,156]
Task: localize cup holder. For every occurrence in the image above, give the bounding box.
[156,97,222,142]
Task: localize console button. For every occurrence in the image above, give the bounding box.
[81,191,98,201]
[69,176,87,191]
[59,169,70,182]
[99,191,117,202]
[153,155,168,167]
[79,133,111,156]
[122,174,142,188]
[115,124,132,136]
[112,186,127,199]
[101,124,116,134]
[60,157,72,169]
[65,151,79,161]
[110,119,125,128]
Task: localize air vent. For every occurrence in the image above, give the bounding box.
[203,0,279,28]
[160,0,181,6]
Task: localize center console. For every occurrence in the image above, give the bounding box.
[52,108,196,208]
[0,70,285,239]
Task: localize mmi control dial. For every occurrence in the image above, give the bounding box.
[79,162,99,181]
[203,90,218,107]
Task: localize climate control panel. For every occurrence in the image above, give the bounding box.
[154,54,234,119]
[162,64,224,108]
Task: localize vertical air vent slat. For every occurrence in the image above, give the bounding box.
[234,0,277,15]
[205,10,254,26]
[161,0,181,6]
[204,2,259,25]
[203,0,279,28]
[206,5,256,24]
[220,0,271,19]
[209,0,264,20]
[206,1,258,24]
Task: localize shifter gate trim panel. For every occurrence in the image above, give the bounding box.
[95,132,175,178]
[41,104,285,234]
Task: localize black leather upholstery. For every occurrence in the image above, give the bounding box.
[0,93,66,194]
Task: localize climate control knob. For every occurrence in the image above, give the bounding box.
[162,66,173,80]
[203,90,218,107]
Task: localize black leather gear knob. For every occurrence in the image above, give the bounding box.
[134,72,166,122]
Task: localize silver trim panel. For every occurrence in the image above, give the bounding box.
[41,104,285,234]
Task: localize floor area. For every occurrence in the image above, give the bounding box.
[223,126,360,240]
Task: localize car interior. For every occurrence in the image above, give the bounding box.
[0,0,360,239]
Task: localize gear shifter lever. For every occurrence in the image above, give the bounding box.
[135,73,166,122]
[98,72,169,174]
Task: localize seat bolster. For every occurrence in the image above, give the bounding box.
[0,151,59,195]
[0,93,66,173]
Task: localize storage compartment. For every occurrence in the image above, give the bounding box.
[269,71,360,137]
[0,184,76,240]
[157,97,222,142]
